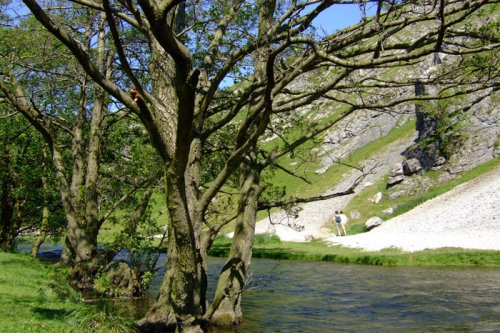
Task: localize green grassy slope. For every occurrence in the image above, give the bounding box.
[0,252,136,333]
[0,252,79,333]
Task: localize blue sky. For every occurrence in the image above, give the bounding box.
[221,3,378,86]
[6,1,375,36]
[313,3,377,34]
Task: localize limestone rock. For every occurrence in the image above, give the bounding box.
[370,192,383,204]
[438,172,456,183]
[389,190,406,200]
[403,158,423,176]
[317,106,412,169]
[362,181,373,188]
[100,262,142,297]
[365,217,384,231]
[430,156,446,170]
[315,165,329,174]
[387,164,405,186]
[407,91,498,173]
[383,207,394,214]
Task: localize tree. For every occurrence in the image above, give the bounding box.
[16,0,499,331]
[29,144,60,257]
[0,13,160,287]
[0,107,52,252]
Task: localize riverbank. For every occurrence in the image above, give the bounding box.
[210,163,500,264]
[2,244,499,333]
[0,252,136,333]
[209,234,500,266]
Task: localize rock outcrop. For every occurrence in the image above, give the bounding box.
[365,217,384,231]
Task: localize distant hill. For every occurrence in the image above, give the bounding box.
[254,4,499,241]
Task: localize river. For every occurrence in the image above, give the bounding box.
[24,243,500,332]
[134,256,500,332]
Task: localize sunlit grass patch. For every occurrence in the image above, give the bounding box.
[0,252,136,333]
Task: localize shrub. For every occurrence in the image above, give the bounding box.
[254,234,281,245]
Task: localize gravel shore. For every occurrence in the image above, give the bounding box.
[326,165,500,252]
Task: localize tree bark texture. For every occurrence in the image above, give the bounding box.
[139,40,206,333]
[0,173,16,252]
[0,150,22,252]
[139,168,206,333]
[30,146,51,257]
[29,205,49,257]
[208,152,261,327]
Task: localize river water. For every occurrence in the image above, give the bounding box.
[24,244,500,332]
[142,257,500,332]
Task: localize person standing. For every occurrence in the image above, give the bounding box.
[339,210,349,236]
[334,210,342,236]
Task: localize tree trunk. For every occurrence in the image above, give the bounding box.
[138,32,208,331]
[137,225,182,333]
[31,145,50,258]
[50,134,80,263]
[83,14,106,249]
[67,17,108,287]
[59,236,73,266]
[71,229,99,290]
[0,180,15,252]
[125,187,154,236]
[208,1,274,325]
[68,87,105,288]
[208,152,261,327]
[139,168,206,333]
[30,206,49,257]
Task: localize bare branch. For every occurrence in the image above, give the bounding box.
[98,173,161,227]
[102,0,153,104]
[22,0,138,111]
[0,111,19,119]
[258,165,369,211]
[270,161,311,185]
[69,0,141,29]
[207,213,238,240]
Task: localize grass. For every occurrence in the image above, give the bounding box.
[209,237,500,266]
[0,252,137,333]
